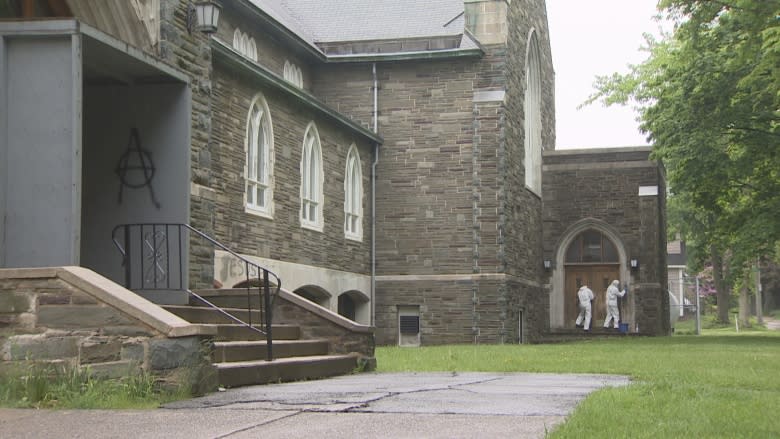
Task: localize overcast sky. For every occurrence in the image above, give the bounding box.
[546,0,665,149]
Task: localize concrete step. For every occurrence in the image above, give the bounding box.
[211,324,300,341]
[189,289,269,310]
[538,327,639,343]
[552,327,634,335]
[216,354,359,388]
[213,339,330,362]
[163,305,262,325]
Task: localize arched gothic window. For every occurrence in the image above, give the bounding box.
[232,28,257,61]
[300,123,323,230]
[245,94,273,216]
[524,30,542,195]
[283,60,303,88]
[565,230,619,263]
[344,145,362,240]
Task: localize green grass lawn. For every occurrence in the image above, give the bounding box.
[0,363,189,409]
[376,328,780,438]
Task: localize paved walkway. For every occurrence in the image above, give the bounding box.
[765,317,780,331]
[0,372,629,439]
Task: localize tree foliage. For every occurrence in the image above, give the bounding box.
[587,0,779,276]
[586,0,779,321]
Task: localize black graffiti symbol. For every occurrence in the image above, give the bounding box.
[116,128,161,209]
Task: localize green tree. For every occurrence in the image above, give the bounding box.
[586,0,780,323]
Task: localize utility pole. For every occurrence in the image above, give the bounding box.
[756,258,763,325]
[695,276,701,335]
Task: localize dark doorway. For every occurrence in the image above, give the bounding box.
[338,294,356,321]
[563,229,621,328]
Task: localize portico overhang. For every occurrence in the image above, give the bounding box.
[1,19,190,288]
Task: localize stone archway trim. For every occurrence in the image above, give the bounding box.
[549,218,632,328]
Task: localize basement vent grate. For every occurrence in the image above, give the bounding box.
[399,315,420,334]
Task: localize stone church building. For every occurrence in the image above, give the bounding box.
[0,0,669,350]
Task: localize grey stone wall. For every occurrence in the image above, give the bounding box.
[158,0,215,287]
[273,294,374,360]
[216,3,314,92]
[502,0,555,281]
[0,275,216,394]
[501,0,554,302]
[308,1,556,345]
[374,279,476,346]
[156,1,375,287]
[209,65,374,276]
[314,55,512,275]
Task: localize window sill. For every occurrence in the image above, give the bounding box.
[525,184,542,200]
[245,205,274,220]
[301,221,324,233]
[345,232,363,242]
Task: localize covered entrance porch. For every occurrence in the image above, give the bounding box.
[0,20,191,291]
[549,220,636,331]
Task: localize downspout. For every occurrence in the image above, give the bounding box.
[371,62,379,326]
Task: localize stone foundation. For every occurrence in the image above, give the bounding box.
[0,267,217,394]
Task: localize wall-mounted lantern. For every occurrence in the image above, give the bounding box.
[629,258,639,270]
[543,260,553,270]
[187,0,222,35]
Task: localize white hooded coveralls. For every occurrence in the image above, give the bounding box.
[603,280,627,328]
[574,285,594,330]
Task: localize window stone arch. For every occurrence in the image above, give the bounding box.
[244,93,274,217]
[524,29,542,195]
[300,122,323,231]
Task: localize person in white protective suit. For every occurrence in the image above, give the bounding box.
[603,280,627,329]
[574,285,594,331]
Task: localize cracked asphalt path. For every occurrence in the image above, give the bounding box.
[0,372,629,438]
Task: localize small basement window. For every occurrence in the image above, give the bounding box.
[399,315,420,334]
[398,306,420,347]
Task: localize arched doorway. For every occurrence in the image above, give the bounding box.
[293,285,331,308]
[563,229,621,328]
[338,294,356,320]
[337,290,370,324]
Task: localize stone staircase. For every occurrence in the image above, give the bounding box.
[163,288,366,387]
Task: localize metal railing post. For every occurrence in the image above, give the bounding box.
[123,225,131,288]
[112,223,280,355]
[246,262,252,326]
[264,269,273,361]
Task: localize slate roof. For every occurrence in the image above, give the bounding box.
[249,0,475,53]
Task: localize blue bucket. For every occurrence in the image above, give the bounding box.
[618,323,629,334]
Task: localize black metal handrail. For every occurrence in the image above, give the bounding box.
[111,223,281,360]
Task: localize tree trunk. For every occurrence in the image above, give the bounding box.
[711,245,730,324]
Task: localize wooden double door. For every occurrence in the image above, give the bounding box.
[564,265,620,329]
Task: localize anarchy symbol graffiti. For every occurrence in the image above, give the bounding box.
[116,128,161,209]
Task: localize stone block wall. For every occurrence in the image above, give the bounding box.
[375,279,476,345]
[542,148,670,336]
[308,1,555,345]
[273,291,374,361]
[373,275,547,345]
[209,64,374,276]
[501,0,555,282]
[465,0,509,45]
[216,3,314,92]
[155,1,376,290]
[314,54,512,278]
[0,268,217,394]
[158,0,216,288]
